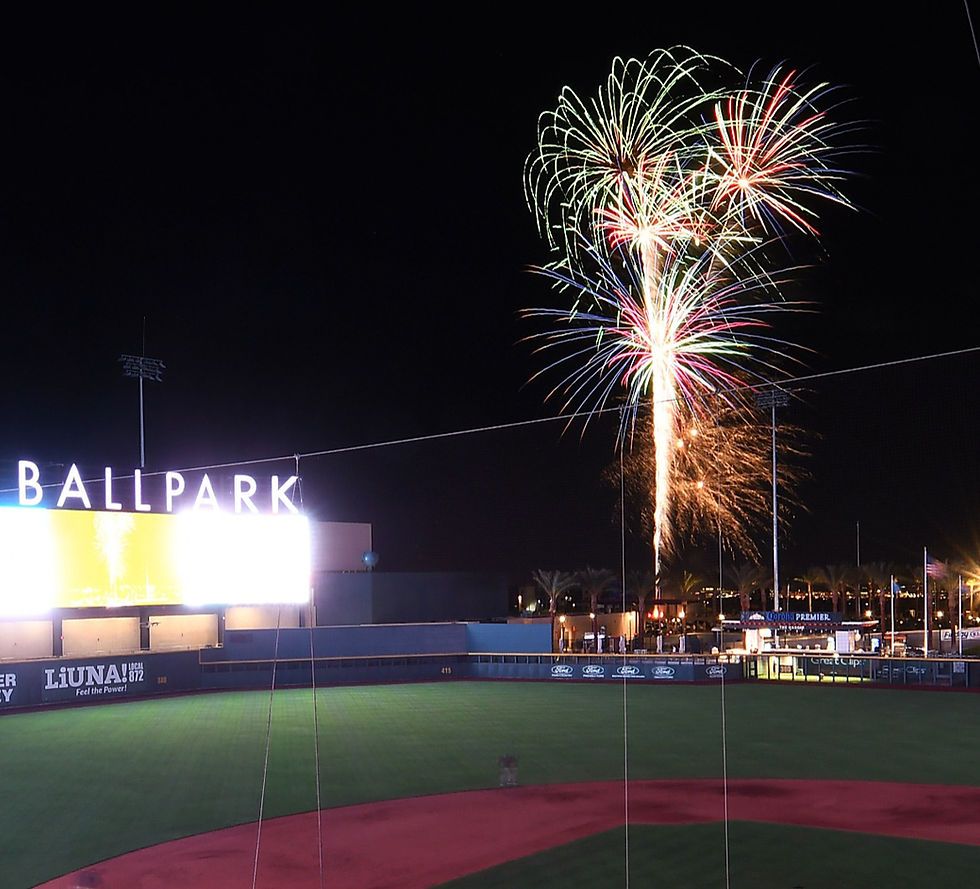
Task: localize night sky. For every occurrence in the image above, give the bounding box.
[1,7,978,582]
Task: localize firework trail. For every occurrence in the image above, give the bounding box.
[526,46,855,591]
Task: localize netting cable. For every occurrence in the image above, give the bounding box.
[5,346,978,495]
[309,601,324,889]
[251,606,283,889]
[965,0,980,67]
[619,441,630,888]
[299,453,325,889]
[720,662,731,889]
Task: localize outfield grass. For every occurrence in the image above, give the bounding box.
[1,681,978,886]
[439,822,980,888]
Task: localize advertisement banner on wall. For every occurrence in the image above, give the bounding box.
[940,628,980,642]
[40,657,149,703]
[0,669,22,706]
[545,660,728,682]
[873,661,932,682]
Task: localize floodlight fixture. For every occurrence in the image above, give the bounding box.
[119,353,166,468]
[119,354,166,382]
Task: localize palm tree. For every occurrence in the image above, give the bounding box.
[677,570,702,631]
[816,565,849,615]
[627,568,655,645]
[939,559,973,652]
[576,567,618,651]
[729,562,762,612]
[532,570,575,651]
[678,570,702,599]
[863,562,896,636]
[797,568,823,612]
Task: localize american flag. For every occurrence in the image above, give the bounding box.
[926,556,947,580]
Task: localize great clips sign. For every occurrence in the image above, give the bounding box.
[12,460,299,514]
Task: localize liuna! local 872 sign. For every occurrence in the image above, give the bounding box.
[41,659,147,703]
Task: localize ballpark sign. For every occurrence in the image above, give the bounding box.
[13,460,299,514]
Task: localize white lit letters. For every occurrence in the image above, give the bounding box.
[15,460,299,515]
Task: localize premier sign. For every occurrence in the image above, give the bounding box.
[739,611,843,625]
[14,461,299,514]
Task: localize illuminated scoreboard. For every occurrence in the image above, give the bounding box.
[0,507,311,615]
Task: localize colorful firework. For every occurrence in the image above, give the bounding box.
[525,47,855,588]
[615,402,808,562]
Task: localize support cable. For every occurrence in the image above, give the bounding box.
[720,664,731,889]
[251,607,283,889]
[619,442,630,888]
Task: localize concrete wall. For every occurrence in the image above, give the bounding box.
[205,623,468,662]
[149,614,219,652]
[466,622,551,653]
[0,620,53,660]
[314,572,507,626]
[313,572,373,625]
[371,573,507,624]
[62,617,140,657]
[225,606,301,630]
[312,522,372,572]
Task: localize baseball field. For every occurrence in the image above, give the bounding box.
[3,681,980,887]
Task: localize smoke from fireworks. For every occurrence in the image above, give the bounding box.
[525,46,855,587]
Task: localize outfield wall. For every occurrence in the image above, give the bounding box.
[203,624,470,662]
[1,625,979,713]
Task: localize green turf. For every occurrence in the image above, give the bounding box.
[1,681,978,887]
[438,822,980,888]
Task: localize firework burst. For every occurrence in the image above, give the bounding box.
[525,47,856,588]
[616,402,808,561]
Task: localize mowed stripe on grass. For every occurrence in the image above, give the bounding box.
[439,822,980,889]
[1,681,978,887]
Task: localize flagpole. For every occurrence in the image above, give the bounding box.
[890,574,895,655]
[923,547,928,658]
[959,575,963,657]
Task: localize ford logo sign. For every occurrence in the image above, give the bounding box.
[615,665,641,677]
[551,664,574,677]
[583,665,605,677]
[706,665,726,678]
[653,667,675,679]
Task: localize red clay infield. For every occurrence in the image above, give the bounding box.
[37,779,980,889]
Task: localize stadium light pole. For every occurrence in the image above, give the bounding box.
[756,387,789,617]
[119,353,165,468]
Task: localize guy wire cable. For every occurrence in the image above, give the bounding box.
[297,453,326,889]
[720,648,731,889]
[252,605,283,889]
[3,345,978,495]
[965,0,980,68]
[619,435,630,888]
